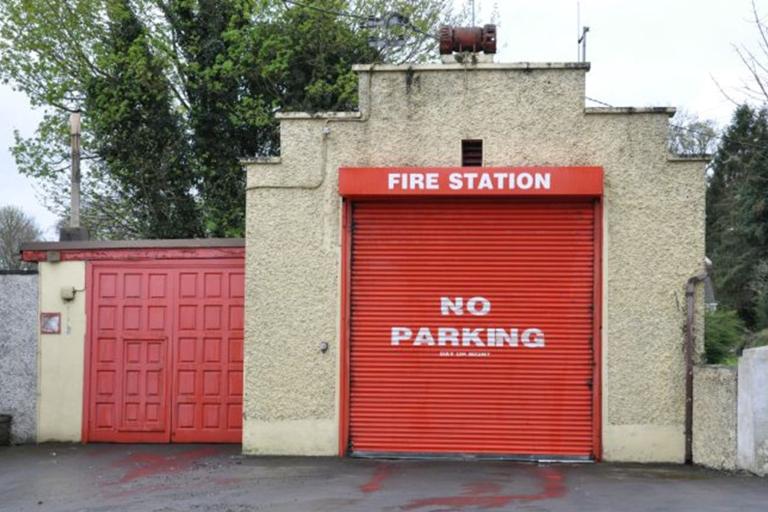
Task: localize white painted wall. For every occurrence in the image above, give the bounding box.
[738,346,768,476]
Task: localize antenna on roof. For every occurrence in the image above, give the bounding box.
[577,1,590,62]
[578,26,590,62]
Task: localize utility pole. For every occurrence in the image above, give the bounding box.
[69,111,81,229]
[60,110,88,241]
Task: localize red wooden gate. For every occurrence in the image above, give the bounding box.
[86,260,243,443]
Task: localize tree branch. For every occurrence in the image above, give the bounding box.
[710,74,741,107]
[733,45,768,102]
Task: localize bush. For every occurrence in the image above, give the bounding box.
[705,308,746,364]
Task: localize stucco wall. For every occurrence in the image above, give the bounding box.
[244,62,707,460]
[693,365,738,470]
[0,272,38,443]
[36,261,86,442]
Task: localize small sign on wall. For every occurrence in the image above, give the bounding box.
[40,313,61,334]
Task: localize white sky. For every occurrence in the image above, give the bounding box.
[0,0,762,239]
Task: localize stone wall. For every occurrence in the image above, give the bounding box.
[0,271,38,443]
[693,365,738,470]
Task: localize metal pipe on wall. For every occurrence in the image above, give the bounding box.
[684,270,708,464]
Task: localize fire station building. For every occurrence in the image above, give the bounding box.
[243,60,707,462]
[20,59,708,464]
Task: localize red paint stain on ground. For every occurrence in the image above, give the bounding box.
[361,464,396,493]
[401,467,566,510]
[463,481,503,496]
[109,447,220,484]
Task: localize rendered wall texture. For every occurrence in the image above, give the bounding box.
[693,365,738,470]
[36,261,86,442]
[0,272,38,443]
[244,63,707,460]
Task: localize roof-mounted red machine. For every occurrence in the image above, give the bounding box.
[438,25,497,54]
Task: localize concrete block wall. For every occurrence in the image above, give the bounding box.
[693,365,737,470]
[0,272,38,443]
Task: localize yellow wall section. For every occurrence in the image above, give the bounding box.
[242,420,337,456]
[603,425,685,463]
[37,261,86,442]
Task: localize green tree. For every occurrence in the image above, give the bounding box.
[152,0,378,235]
[0,0,193,238]
[707,105,768,329]
[85,0,202,238]
[1,0,466,238]
[155,0,254,236]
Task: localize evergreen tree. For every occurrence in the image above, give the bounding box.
[159,0,377,236]
[707,105,768,328]
[85,0,202,238]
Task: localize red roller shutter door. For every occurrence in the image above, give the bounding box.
[348,199,599,458]
[87,260,244,443]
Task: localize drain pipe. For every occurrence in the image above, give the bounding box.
[684,263,710,465]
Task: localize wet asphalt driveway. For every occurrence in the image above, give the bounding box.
[0,444,765,511]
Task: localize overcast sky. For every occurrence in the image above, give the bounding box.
[0,0,762,239]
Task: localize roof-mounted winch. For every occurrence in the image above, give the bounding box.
[438,24,497,55]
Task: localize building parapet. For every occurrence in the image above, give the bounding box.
[586,106,676,116]
[351,62,591,72]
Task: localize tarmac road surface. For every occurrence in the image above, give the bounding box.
[0,444,765,511]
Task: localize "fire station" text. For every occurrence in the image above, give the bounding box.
[387,171,551,191]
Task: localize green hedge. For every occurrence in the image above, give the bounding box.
[705,309,745,364]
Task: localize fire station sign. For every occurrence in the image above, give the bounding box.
[339,166,603,197]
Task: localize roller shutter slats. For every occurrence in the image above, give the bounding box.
[349,199,596,458]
